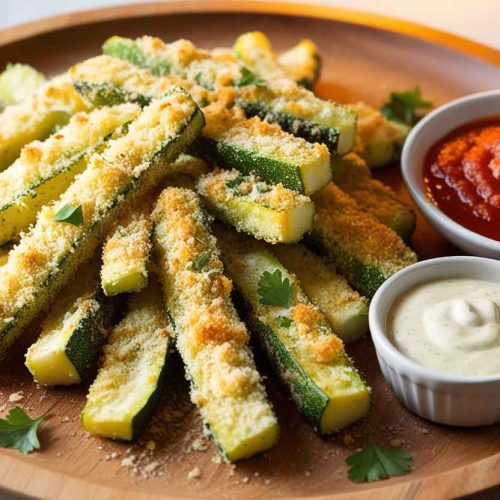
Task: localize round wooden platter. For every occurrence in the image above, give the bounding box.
[0,2,499,499]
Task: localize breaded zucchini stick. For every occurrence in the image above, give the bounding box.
[25,260,118,386]
[215,226,370,433]
[278,39,321,89]
[331,153,416,240]
[152,187,279,462]
[196,168,314,244]
[101,201,153,296]
[309,182,417,298]
[0,74,88,170]
[82,279,172,440]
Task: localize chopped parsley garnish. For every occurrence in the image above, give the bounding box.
[277,316,292,327]
[192,251,210,272]
[381,86,432,126]
[53,203,83,226]
[226,175,245,190]
[232,67,266,88]
[346,443,413,483]
[257,269,293,308]
[0,406,49,454]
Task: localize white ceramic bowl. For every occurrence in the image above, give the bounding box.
[370,256,500,426]
[401,90,500,259]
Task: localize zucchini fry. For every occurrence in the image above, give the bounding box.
[71,56,331,195]
[102,35,357,154]
[199,103,331,195]
[196,168,314,244]
[82,279,171,440]
[215,226,370,433]
[101,202,153,296]
[332,153,416,240]
[0,103,140,245]
[25,261,118,386]
[309,182,417,298]
[233,31,286,81]
[278,39,321,89]
[351,102,409,168]
[0,74,88,171]
[0,88,203,357]
[271,244,368,343]
[152,187,279,462]
[0,63,46,106]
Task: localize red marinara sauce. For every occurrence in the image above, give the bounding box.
[423,117,500,241]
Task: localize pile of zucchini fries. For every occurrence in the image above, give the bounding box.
[0,32,417,462]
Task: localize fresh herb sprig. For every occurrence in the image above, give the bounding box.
[232,67,266,88]
[258,269,293,308]
[277,316,292,327]
[226,175,245,190]
[192,251,210,273]
[0,406,49,454]
[346,442,413,483]
[381,86,432,126]
[53,203,84,226]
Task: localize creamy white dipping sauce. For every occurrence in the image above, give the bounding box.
[387,278,500,376]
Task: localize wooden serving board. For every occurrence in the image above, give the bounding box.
[0,2,499,498]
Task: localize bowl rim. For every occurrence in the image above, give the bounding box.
[401,89,500,255]
[369,255,500,385]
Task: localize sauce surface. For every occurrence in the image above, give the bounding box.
[423,117,500,241]
[387,278,500,376]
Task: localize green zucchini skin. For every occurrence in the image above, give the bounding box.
[308,182,417,299]
[73,81,152,108]
[102,36,172,76]
[306,233,386,299]
[258,320,329,430]
[194,137,303,192]
[129,348,170,440]
[64,288,119,378]
[236,100,340,154]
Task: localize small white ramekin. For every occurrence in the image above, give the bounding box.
[370,256,500,426]
[401,90,500,259]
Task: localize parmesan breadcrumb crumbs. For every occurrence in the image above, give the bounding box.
[187,467,202,480]
[197,168,311,212]
[8,391,23,402]
[101,199,153,295]
[70,55,214,109]
[331,153,415,238]
[312,182,416,282]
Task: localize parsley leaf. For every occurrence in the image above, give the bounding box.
[53,203,83,226]
[346,443,413,483]
[381,86,433,126]
[0,407,48,454]
[192,251,210,272]
[257,269,293,308]
[232,67,266,88]
[277,315,292,327]
[226,175,245,190]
